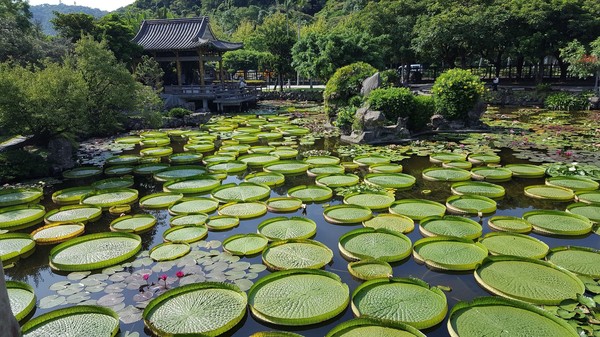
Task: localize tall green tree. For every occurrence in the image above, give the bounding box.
[561,38,600,94]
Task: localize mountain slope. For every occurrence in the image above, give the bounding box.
[30,4,108,35]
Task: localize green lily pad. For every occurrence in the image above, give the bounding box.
[263,239,333,270]
[211,182,271,203]
[422,167,472,182]
[31,222,85,245]
[223,233,269,255]
[163,177,221,194]
[258,217,317,241]
[546,176,599,191]
[218,202,267,219]
[479,232,549,259]
[446,195,497,215]
[206,215,239,231]
[22,305,120,337]
[315,174,360,187]
[150,242,190,261]
[339,228,412,262]
[6,280,36,321]
[363,214,415,234]
[245,172,286,187]
[139,192,184,209]
[288,185,333,202]
[524,185,575,201]
[471,167,512,182]
[389,199,446,221]
[420,215,482,240]
[546,246,600,278]
[326,318,426,337]
[523,210,593,236]
[109,214,156,233]
[505,164,546,178]
[364,173,416,189]
[487,216,532,233]
[324,204,372,224]
[168,197,219,215]
[265,197,303,212]
[347,259,393,281]
[343,192,395,210]
[52,186,95,205]
[566,202,600,223]
[450,181,505,198]
[413,236,488,271]
[0,204,46,231]
[44,205,102,224]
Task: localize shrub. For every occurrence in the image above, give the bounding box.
[334,106,357,133]
[544,92,590,111]
[413,95,436,130]
[168,107,193,118]
[324,62,377,118]
[368,87,415,120]
[432,69,485,120]
[0,149,49,184]
[380,69,401,87]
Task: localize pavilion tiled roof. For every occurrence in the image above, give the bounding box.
[132,17,243,52]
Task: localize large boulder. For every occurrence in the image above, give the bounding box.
[360,72,381,97]
[342,108,411,144]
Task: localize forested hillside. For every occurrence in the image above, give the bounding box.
[30,4,107,35]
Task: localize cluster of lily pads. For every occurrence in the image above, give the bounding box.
[0,110,599,337]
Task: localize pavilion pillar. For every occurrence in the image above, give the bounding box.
[175,51,182,86]
[198,54,205,86]
[219,54,225,84]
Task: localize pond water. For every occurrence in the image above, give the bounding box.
[4,108,600,336]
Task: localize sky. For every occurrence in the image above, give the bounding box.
[27,0,136,11]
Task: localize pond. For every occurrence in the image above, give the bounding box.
[3,106,600,337]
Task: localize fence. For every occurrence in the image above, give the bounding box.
[416,64,578,82]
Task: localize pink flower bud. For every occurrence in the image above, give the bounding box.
[160,274,167,281]
[176,271,184,278]
[142,274,150,281]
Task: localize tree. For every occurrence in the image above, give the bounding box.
[561,38,600,94]
[134,55,165,92]
[223,49,272,75]
[51,12,96,42]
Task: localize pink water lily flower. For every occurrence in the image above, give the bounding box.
[176,271,185,278]
[142,274,150,281]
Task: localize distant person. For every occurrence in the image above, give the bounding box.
[492,77,499,91]
[239,78,247,89]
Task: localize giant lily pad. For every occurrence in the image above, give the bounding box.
[420,215,482,240]
[31,223,85,245]
[524,185,574,201]
[413,237,488,271]
[154,166,207,181]
[22,305,120,337]
[479,232,549,259]
[150,242,190,261]
[343,192,395,210]
[467,153,501,164]
[363,214,414,234]
[430,152,467,163]
[223,233,269,255]
[369,163,403,173]
[487,216,532,233]
[324,205,372,224]
[0,233,35,263]
[133,163,170,176]
[446,195,497,215]
[206,215,239,231]
[49,232,141,271]
[566,202,600,223]
[307,165,345,177]
[245,172,285,187]
[168,198,219,215]
[523,210,593,236]
[211,182,271,203]
[576,191,600,204]
[389,199,446,221]
[339,228,411,262]
[52,186,95,205]
[207,161,248,173]
[44,205,102,224]
[0,204,46,231]
[471,167,512,182]
[448,297,579,337]
[347,260,393,281]
[326,318,426,337]
[264,161,309,175]
[263,239,333,270]
[450,181,505,198]
[351,277,447,329]
[258,217,316,240]
[288,185,333,202]
[265,197,303,212]
[143,282,247,337]
[305,155,340,166]
[218,202,267,219]
[422,167,472,182]
[139,192,184,209]
[109,214,156,233]
[546,246,600,278]
[353,155,391,167]
[505,164,546,178]
[169,213,209,227]
[364,173,416,189]
[163,177,221,194]
[248,269,349,326]
[81,188,139,209]
[92,177,134,190]
[474,255,585,305]
[62,167,102,180]
[0,188,43,207]
[7,280,36,321]
[163,225,208,243]
[546,176,599,191]
[315,174,360,188]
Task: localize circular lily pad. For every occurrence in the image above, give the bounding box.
[343,192,395,210]
[206,215,239,231]
[150,242,190,261]
[347,259,393,281]
[422,167,472,182]
[546,176,599,191]
[389,199,446,221]
[364,173,416,189]
[442,161,473,170]
[270,148,298,160]
[22,305,120,337]
[339,228,411,262]
[7,280,36,321]
[369,163,403,173]
[109,214,156,233]
[413,237,488,271]
[307,165,345,177]
[264,161,309,175]
[288,185,333,202]
[263,239,333,270]
[81,188,139,209]
[324,204,372,224]
[163,177,221,194]
[524,185,574,201]
[104,165,134,176]
[0,204,46,231]
[211,182,271,203]
[468,153,501,164]
[265,197,303,212]
[523,210,593,236]
[184,142,215,153]
[305,155,340,166]
[239,154,281,168]
[487,216,532,233]
[546,246,600,278]
[169,153,203,164]
[353,155,391,167]
[62,167,102,179]
[143,282,247,337]
[50,232,141,271]
[448,297,579,337]
[133,163,170,176]
[44,205,102,224]
[168,198,219,215]
[154,166,207,181]
[420,215,482,240]
[258,217,317,240]
[169,213,209,227]
[0,188,43,207]
[479,232,549,259]
[139,192,184,209]
[363,214,415,234]
[207,161,248,173]
[223,233,269,255]
[326,318,426,337]
[140,146,173,157]
[450,181,505,198]
[474,256,585,305]
[92,177,134,190]
[352,277,447,329]
[163,225,208,243]
[446,195,497,215]
[245,172,285,187]
[576,191,600,204]
[218,202,267,219]
[566,202,600,223]
[0,233,35,263]
[315,174,359,187]
[31,223,85,245]
[52,186,95,205]
[471,167,512,182]
[430,152,467,163]
[505,164,546,178]
[248,269,349,326]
